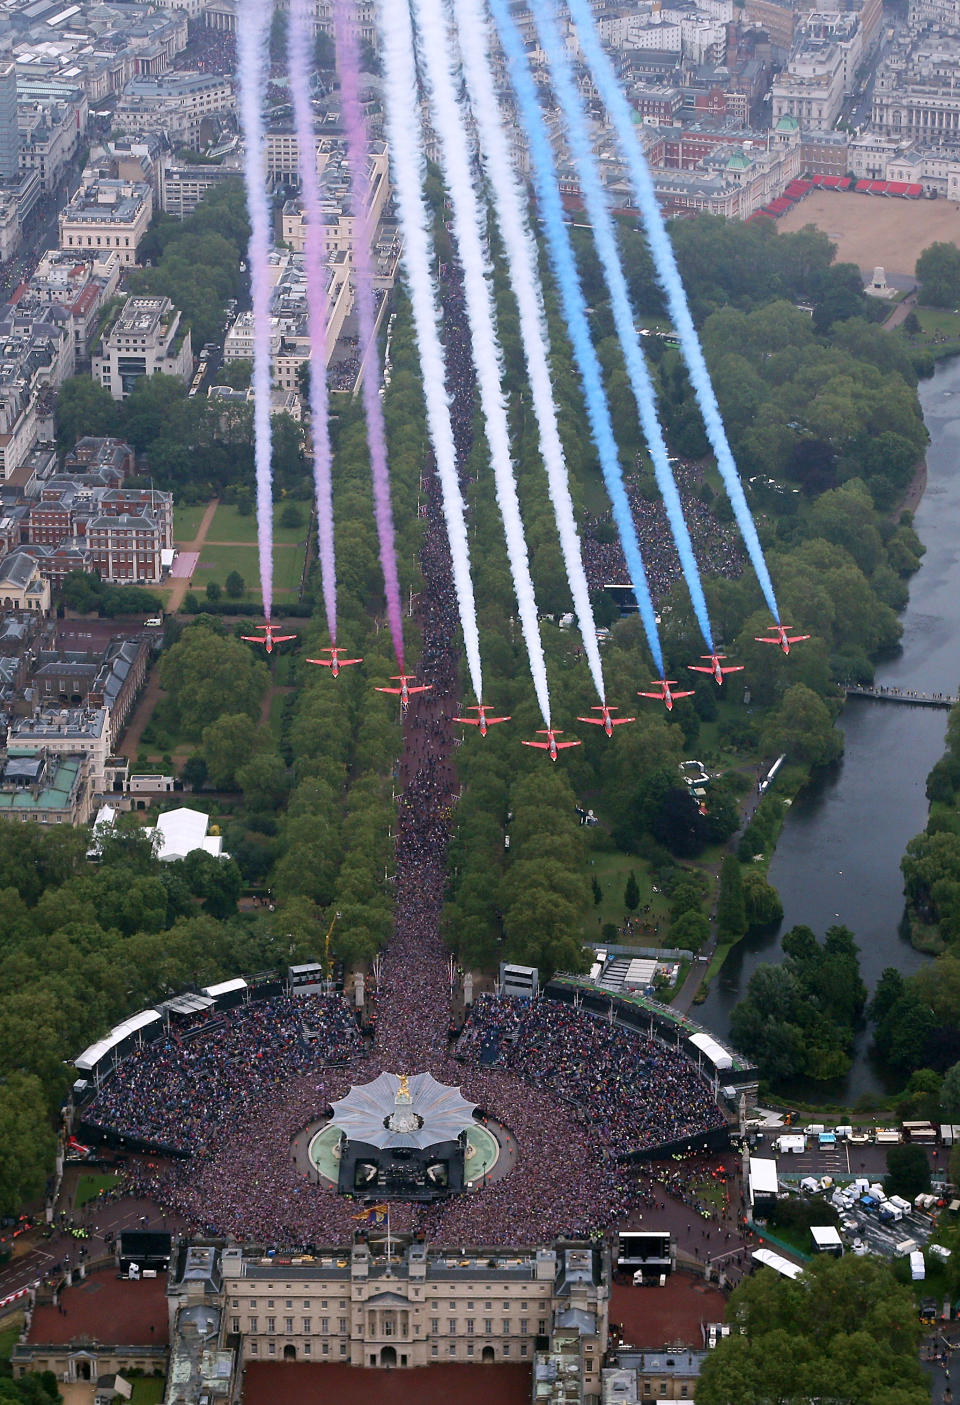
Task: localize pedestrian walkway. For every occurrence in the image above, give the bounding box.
[166,498,219,612]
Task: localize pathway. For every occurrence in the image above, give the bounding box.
[259,684,293,729]
[166,498,219,612]
[883,290,917,330]
[117,499,221,760]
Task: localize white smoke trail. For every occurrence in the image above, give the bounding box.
[451,0,606,706]
[411,0,553,727]
[376,0,483,701]
[565,0,780,619]
[236,0,275,619]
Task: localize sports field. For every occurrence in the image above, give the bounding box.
[777,190,960,277]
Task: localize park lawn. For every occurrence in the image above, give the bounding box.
[0,1311,24,1364]
[130,1377,166,1404]
[173,504,209,543]
[914,306,960,336]
[208,501,310,546]
[190,543,304,595]
[691,1177,728,1213]
[583,849,673,943]
[75,1171,118,1207]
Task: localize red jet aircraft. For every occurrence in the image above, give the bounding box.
[453,704,511,737]
[637,679,695,712]
[374,673,433,706]
[521,728,582,761]
[241,623,297,654]
[576,705,635,737]
[755,623,811,655]
[305,647,363,678]
[688,652,745,687]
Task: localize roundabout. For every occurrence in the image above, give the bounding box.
[303,1071,510,1194]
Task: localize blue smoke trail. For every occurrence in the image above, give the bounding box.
[564,0,780,621]
[487,0,664,677]
[532,0,714,653]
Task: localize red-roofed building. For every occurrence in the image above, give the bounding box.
[12,1270,168,1386]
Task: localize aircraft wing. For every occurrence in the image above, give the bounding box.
[687,664,715,674]
[555,739,582,749]
[786,634,811,643]
[375,685,403,694]
[637,689,665,700]
[454,716,482,725]
[610,715,636,725]
[577,715,607,725]
[306,657,334,667]
[407,684,433,694]
[672,689,695,699]
[521,740,551,749]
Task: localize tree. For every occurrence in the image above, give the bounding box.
[205,581,221,602]
[201,712,268,790]
[940,1059,960,1121]
[158,623,267,734]
[624,870,640,912]
[717,856,747,941]
[697,1256,927,1405]
[762,683,843,769]
[0,1074,57,1215]
[55,376,120,448]
[592,876,602,906]
[742,870,784,929]
[181,754,208,792]
[917,241,960,308]
[884,1143,931,1201]
[225,570,245,599]
[280,501,303,529]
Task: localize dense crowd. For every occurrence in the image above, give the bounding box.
[459,994,726,1154]
[85,996,362,1156]
[582,460,744,604]
[105,269,731,1246]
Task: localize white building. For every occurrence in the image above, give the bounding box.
[148,806,226,861]
[92,295,193,401]
[59,179,153,267]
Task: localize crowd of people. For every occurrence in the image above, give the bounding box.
[85,996,362,1156]
[582,459,744,604]
[458,994,726,1155]
[104,268,733,1248]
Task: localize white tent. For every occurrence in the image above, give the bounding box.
[148,807,225,862]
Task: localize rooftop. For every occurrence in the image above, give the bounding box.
[27,1269,168,1347]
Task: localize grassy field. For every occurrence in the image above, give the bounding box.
[208,501,310,545]
[75,1171,118,1207]
[0,1311,24,1364]
[190,543,305,594]
[173,504,209,543]
[584,850,672,944]
[130,1377,166,1404]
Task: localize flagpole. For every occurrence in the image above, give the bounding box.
[386,1202,392,1275]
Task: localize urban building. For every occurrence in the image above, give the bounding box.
[0,59,22,180]
[164,1236,608,1385]
[59,179,153,268]
[0,550,50,611]
[115,72,235,147]
[7,707,111,791]
[92,296,193,400]
[158,157,241,218]
[0,749,92,825]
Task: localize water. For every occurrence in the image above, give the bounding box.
[697,356,960,1098]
